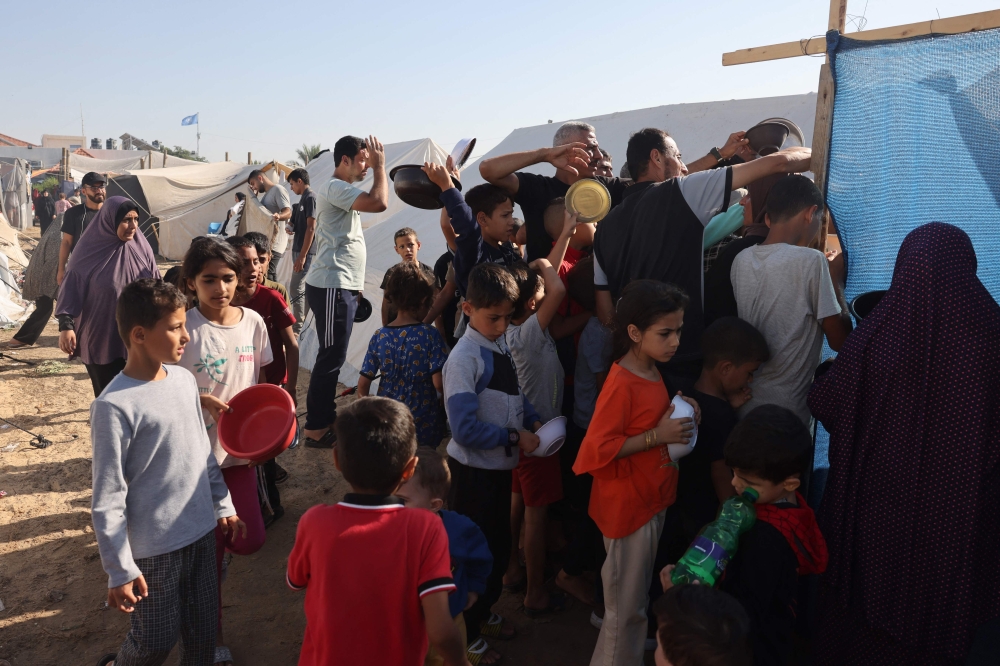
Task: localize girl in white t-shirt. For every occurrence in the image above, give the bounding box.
[178,237,272,664]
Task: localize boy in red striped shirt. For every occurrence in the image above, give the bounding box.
[287,397,470,666]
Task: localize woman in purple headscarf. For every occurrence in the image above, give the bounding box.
[57,196,160,396]
[808,222,1000,665]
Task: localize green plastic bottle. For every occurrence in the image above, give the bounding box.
[671,487,759,586]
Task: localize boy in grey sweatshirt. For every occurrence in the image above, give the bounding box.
[442,263,542,651]
[91,279,243,666]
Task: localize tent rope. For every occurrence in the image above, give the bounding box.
[0,415,61,449]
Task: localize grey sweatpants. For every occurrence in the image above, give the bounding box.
[115,530,218,666]
[590,509,666,666]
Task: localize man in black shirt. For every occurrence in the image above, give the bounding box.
[479,121,624,262]
[288,168,316,332]
[58,171,106,286]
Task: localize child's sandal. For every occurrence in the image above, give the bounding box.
[479,612,515,640]
[467,637,501,665]
[303,429,336,449]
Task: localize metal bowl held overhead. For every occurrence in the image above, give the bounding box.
[450,138,477,169]
[745,122,790,156]
[759,117,805,148]
[389,164,464,210]
[565,179,611,224]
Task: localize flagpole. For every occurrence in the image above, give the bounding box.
[196,114,200,158]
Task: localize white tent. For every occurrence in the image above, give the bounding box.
[0,211,29,325]
[297,93,818,384]
[69,151,203,181]
[125,161,254,259]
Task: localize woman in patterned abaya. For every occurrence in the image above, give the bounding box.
[808,222,1000,665]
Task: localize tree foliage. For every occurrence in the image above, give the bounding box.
[294,143,323,165]
[32,176,59,193]
[165,145,208,162]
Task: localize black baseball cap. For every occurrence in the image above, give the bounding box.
[81,172,107,186]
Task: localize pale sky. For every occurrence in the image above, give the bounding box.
[3,0,993,163]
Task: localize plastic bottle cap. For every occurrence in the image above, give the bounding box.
[741,487,760,502]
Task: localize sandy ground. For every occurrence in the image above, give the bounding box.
[0,227,651,665]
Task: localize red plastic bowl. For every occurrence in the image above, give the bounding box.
[217,384,296,463]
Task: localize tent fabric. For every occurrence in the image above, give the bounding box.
[0,209,31,268]
[0,248,31,326]
[128,161,255,259]
[68,152,202,181]
[1,158,32,231]
[237,195,282,248]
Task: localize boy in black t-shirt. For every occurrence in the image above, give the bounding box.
[379,227,436,326]
[684,317,770,532]
[717,405,829,666]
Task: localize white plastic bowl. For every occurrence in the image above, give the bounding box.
[528,416,567,457]
[666,395,698,461]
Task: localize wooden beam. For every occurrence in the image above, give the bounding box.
[829,0,847,32]
[723,8,1000,65]
[811,64,836,249]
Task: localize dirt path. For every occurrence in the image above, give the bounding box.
[0,230,651,665]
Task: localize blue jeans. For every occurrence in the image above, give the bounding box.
[304,285,358,431]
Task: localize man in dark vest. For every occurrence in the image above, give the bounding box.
[593,128,812,388]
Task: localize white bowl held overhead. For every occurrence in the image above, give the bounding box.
[666,395,699,461]
[528,416,567,457]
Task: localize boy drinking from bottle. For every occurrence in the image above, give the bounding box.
[662,404,828,666]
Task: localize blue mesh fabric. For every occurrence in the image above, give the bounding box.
[812,29,1000,484]
[827,28,1000,303]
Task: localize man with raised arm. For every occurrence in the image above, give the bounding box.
[479,121,750,261]
[301,136,388,449]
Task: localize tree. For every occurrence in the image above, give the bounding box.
[294,143,323,166]
[32,176,59,194]
[165,145,208,163]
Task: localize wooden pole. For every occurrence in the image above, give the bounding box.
[813,64,836,250]
[814,0,845,251]
[724,8,1000,65]
[829,0,847,33]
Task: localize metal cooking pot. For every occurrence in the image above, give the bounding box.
[389,164,464,210]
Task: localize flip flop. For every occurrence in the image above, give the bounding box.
[214,646,233,665]
[522,591,569,619]
[479,612,515,640]
[466,637,501,665]
[303,429,336,449]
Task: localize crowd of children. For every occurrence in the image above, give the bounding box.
[83,127,855,666]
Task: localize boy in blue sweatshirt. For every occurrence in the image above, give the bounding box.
[423,162,522,299]
[398,448,493,666]
[442,262,542,661]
